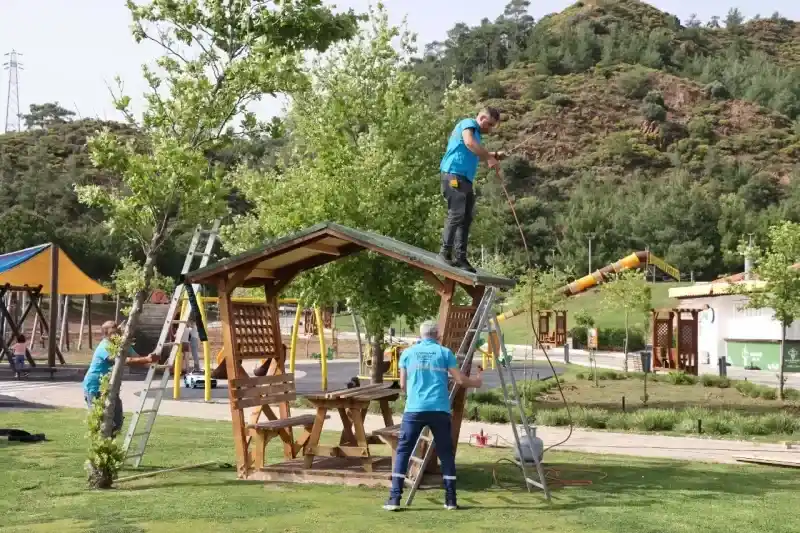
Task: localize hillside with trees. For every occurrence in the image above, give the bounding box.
[1,0,799,284]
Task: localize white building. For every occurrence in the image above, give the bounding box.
[669,276,800,372]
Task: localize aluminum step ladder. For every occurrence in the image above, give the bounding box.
[121,220,221,467]
[489,313,551,500]
[403,286,550,506]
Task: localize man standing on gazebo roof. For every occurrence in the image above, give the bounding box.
[438,107,503,273]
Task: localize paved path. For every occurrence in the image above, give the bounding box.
[3,373,799,465]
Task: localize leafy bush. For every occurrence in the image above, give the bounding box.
[475,76,506,99]
[760,388,778,400]
[700,374,731,388]
[642,102,667,122]
[535,408,571,426]
[630,409,678,431]
[784,388,800,401]
[606,412,631,430]
[575,408,609,429]
[734,380,779,400]
[476,404,509,423]
[702,414,735,435]
[574,309,595,328]
[704,80,730,99]
[618,68,651,98]
[526,78,549,101]
[575,372,586,380]
[568,326,645,351]
[643,90,665,107]
[667,371,698,385]
[546,92,574,107]
[687,116,714,139]
[469,389,505,405]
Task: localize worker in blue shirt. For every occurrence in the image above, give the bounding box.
[384,320,483,512]
[438,107,503,272]
[82,320,159,435]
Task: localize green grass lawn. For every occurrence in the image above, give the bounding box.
[332,282,689,345]
[2,407,799,532]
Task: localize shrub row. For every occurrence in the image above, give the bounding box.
[569,326,646,352]
[533,406,800,437]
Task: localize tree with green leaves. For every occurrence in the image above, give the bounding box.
[733,221,800,399]
[507,268,570,347]
[223,5,472,383]
[600,269,651,370]
[22,102,75,129]
[75,0,359,488]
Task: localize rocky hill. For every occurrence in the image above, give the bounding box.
[414,0,800,279]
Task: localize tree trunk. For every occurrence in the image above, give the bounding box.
[779,322,787,400]
[351,312,364,366]
[370,335,384,384]
[100,235,160,439]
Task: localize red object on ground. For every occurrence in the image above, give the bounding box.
[472,429,489,447]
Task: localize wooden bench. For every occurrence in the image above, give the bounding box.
[229,372,325,469]
[370,424,401,470]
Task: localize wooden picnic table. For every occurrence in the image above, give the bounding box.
[302,383,400,472]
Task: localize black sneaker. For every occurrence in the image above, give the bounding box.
[438,250,455,266]
[383,497,401,511]
[454,258,476,273]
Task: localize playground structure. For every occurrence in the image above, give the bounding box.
[537,310,568,348]
[650,307,700,375]
[137,291,338,401]
[489,250,681,349]
[183,221,516,484]
[560,250,680,296]
[0,243,109,373]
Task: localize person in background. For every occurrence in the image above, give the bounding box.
[12,334,28,379]
[384,320,483,511]
[181,314,201,372]
[82,320,158,435]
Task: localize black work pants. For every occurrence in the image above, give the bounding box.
[440,173,475,259]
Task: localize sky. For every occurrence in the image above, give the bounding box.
[1,0,798,127]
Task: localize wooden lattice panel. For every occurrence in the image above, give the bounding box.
[677,313,699,375]
[231,301,278,360]
[442,306,476,353]
[653,318,672,369]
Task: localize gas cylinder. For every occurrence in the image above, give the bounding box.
[514,426,544,463]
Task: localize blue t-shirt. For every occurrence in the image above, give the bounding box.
[82,339,134,395]
[400,339,458,413]
[440,118,481,181]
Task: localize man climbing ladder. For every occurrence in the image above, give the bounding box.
[438,107,503,272]
[383,320,483,511]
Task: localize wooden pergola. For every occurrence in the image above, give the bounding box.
[184,222,515,480]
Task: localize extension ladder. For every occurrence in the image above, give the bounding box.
[121,220,221,467]
[403,287,550,506]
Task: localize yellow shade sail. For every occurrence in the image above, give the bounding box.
[0,243,110,295]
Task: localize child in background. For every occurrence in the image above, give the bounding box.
[12,334,28,379]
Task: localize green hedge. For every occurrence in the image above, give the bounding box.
[569,326,646,351]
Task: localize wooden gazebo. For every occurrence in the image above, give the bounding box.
[184,222,515,483]
[651,308,700,375]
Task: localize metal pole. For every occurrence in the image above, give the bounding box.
[588,236,593,274]
[48,244,59,367]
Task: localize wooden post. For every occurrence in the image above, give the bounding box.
[265,282,293,458]
[28,298,39,350]
[114,294,121,323]
[218,277,249,478]
[77,296,87,350]
[59,295,70,352]
[48,244,59,367]
[86,295,93,349]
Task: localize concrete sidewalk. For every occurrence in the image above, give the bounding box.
[5,378,799,465]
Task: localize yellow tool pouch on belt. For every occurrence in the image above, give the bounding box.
[450,178,459,188]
